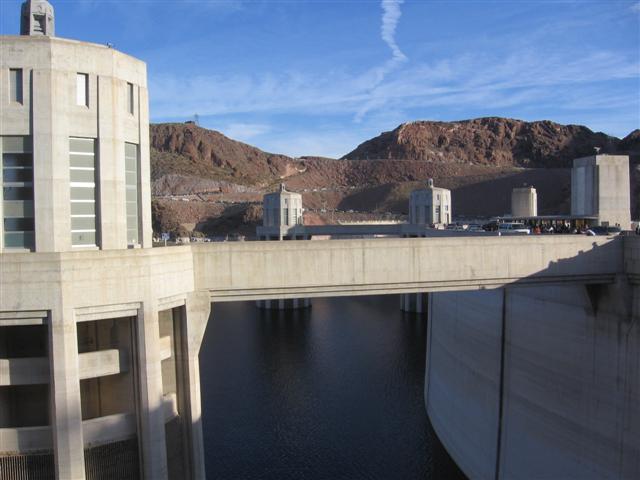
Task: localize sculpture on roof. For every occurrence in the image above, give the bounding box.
[20,0,55,37]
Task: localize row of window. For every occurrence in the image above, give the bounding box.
[8,68,136,114]
[1,136,140,250]
[411,204,450,224]
[264,206,303,227]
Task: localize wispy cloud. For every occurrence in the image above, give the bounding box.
[150,49,638,121]
[381,0,407,63]
[631,2,640,13]
[355,0,408,121]
[146,1,639,154]
[221,123,271,142]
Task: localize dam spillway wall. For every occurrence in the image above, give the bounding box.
[425,277,639,479]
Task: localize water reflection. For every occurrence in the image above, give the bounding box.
[200,295,466,479]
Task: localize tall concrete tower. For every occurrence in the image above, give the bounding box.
[256,184,310,308]
[21,0,55,36]
[257,183,305,240]
[511,186,538,217]
[2,1,152,252]
[1,3,209,480]
[409,179,452,226]
[571,155,631,229]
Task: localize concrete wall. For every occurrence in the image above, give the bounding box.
[425,242,640,479]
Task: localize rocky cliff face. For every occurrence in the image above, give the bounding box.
[342,117,619,167]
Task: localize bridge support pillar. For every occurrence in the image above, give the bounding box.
[256,298,311,310]
[180,291,211,480]
[49,306,86,480]
[136,300,169,480]
[400,293,428,313]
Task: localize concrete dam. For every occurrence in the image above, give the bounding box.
[1,2,638,478]
[2,235,639,478]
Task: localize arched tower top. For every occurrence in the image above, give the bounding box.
[21,0,55,37]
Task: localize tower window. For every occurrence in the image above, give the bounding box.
[127,82,134,114]
[69,138,97,247]
[9,69,23,104]
[2,136,34,250]
[125,143,140,246]
[76,73,88,106]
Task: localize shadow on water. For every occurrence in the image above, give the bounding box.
[199,295,466,479]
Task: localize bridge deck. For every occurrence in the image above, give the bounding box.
[0,236,625,310]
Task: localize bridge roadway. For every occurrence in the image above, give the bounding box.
[0,235,624,312]
[192,235,622,301]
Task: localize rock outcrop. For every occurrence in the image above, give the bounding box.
[342,117,619,168]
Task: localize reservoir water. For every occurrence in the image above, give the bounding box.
[199,295,466,479]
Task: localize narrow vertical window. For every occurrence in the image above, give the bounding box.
[76,73,88,106]
[2,136,34,250]
[9,69,23,104]
[69,138,97,247]
[125,143,140,246]
[127,82,134,114]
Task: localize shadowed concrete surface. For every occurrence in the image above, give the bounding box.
[425,236,639,479]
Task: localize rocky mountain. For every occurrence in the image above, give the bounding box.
[342,117,619,168]
[150,118,638,238]
[151,122,299,185]
[619,129,640,156]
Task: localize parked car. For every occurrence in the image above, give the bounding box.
[482,220,500,231]
[467,223,484,232]
[498,222,530,234]
[588,226,622,236]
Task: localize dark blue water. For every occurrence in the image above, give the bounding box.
[199,295,465,479]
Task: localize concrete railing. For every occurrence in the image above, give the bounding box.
[159,336,172,362]
[0,357,49,385]
[0,349,132,385]
[83,413,136,448]
[0,425,52,453]
[78,349,127,380]
[1,393,180,454]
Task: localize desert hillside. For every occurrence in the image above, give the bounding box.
[150,119,639,238]
[342,117,621,167]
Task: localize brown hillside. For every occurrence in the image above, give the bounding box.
[149,119,636,237]
[342,117,618,168]
[150,123,299,185]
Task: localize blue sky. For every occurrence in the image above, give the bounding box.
[2,0,639,157]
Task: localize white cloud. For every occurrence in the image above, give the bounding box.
[631,2,640,13]
[251,128,369,159]
[221,123,271,141]
[355,0,408,121]
[149,48,638,123]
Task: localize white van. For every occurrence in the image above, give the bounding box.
[498,222,530,234]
